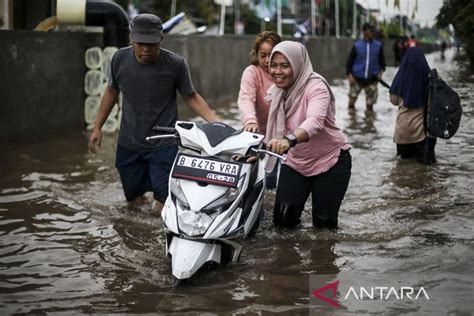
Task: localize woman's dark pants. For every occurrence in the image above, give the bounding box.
[273,150,352,229]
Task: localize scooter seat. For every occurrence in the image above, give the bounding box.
[196,122,243,147]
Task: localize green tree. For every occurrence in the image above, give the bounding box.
[381,19,402,38]
[226,4,261,35]
[437,0,474,66]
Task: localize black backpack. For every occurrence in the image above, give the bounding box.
[425,69,462,139]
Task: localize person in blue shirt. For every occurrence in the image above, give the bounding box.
[346,23,386,112]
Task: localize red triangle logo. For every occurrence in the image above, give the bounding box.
[312,280,340,308]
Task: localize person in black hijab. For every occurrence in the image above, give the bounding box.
[389,47,436,164]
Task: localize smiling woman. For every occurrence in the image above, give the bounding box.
[269,53,294,89]
[265,41,352,230]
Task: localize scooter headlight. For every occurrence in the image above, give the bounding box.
[170,178,190,210]
[178,210,217,237]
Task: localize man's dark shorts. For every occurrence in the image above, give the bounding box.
[115,144,178,203]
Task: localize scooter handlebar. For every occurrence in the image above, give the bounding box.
[250,148,287,162]
[145,134,178,142]
[152,126,176,134]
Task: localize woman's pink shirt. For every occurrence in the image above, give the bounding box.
[237,65,273,135]
[285,79,350,176]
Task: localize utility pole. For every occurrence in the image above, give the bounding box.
[406,0,410,34]
[366,0,369,22]
[219,1,226,35]
[352,0,357,38]
[170,0,176,18]
[277,0,282,36]
[335,0,340,38]
[399,6,403,35]
[234,0,241,34]
[1,0,11,29]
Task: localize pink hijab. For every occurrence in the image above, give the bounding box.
[265,41,321,142]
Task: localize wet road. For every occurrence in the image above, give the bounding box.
[1,49,473,315]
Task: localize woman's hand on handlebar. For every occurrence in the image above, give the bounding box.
[243,123,259,133]
[266,138,290,155]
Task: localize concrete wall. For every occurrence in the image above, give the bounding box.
[163,35,254,105]
[1,30,420,142]
[0,30,102,142]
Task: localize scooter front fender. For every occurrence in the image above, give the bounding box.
[168,237,221,280]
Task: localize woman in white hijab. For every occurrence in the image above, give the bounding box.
[266,41,351,229]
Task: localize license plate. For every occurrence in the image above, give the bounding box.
[172,153,242,187]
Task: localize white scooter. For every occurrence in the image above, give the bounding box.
[147,121,284,280]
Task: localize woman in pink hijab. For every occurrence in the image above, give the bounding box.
[266,41,351,229]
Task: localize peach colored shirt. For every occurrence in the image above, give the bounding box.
[284,79,350,176]
[237,65,273,135]
[390,95,425,144]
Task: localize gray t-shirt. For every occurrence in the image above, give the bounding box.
[109,47,194,151]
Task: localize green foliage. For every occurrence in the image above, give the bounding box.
[437,0,474,67]
[228,4,261,35]
[379,19,402,38]
[416,26,443,44]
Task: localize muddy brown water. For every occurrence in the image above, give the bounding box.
[1,50,473,315]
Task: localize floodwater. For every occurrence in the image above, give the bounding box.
[1,49,473,315]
